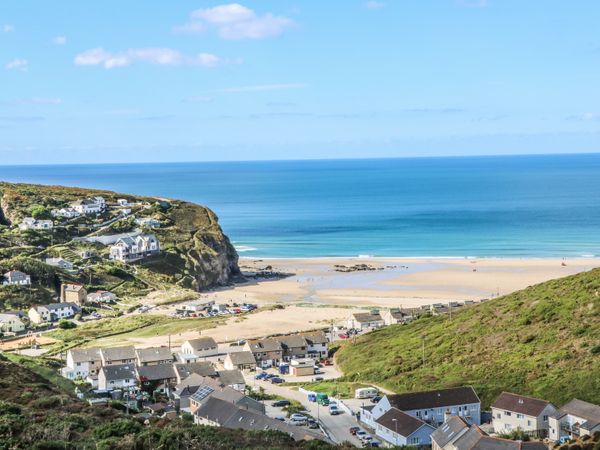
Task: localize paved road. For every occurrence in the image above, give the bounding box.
[245,373,364,447]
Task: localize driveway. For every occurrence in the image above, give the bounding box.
[245,373,365,447]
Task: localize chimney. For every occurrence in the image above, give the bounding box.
[444,410,452,423]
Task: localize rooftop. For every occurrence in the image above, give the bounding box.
[387,386,480,411]
[375,407,432,437]
[491,392,553,417]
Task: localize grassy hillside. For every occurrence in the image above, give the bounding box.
[0,354,342,450]
[336,268,600,408]
[0,182,241,311]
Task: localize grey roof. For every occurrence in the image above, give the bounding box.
[189,378,263,414]
[195,397,323,441]
[135,347,173,363]
[352,312,383,323]
[375,407,432,437]
[69,348,101,363]
[275,335,308,349]
[556,398,600,426]
[246,339,282,353]
[174,373,207,397]
[491,392,553,417]
[227,351,256,366]
[431,416,470,448]
[217,369,245,386]
[44,302,79,311]
[137,364,176,381]
[299,331,328,345]
[100,364,136,382]
[387,386,480,411]
[100,346,136,361]
[185,337,217,350]
[174,362,217,379]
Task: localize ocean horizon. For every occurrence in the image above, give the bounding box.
[2,153,600,258]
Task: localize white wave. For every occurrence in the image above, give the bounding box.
[235,245,258,253]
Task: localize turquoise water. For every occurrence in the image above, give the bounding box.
[2,154,600,257]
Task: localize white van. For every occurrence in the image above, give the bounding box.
[355,387,378,399]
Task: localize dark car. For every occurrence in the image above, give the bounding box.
[307,419,319,429]
[349,427,360,435]
[370,396,382,403]
[272,400,291,407]
[270,377,285,384]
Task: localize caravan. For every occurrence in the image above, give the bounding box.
[355,387,378,399]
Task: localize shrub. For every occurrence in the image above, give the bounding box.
[58,319,77,329]
[590,345,600,355]
[93,419,142,439]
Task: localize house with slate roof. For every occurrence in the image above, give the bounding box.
[109,234,159,262]
[98,364,136,390]
[548,399,600,442]
[491,392,557,437]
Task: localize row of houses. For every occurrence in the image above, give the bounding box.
[358,386,600,448]
[223,331,329,371]
[348,302,477,330]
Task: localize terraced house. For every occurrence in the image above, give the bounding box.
[243,339,283,368]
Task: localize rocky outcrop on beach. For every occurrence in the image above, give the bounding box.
[333,263,383,272]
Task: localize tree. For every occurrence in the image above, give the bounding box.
[29,205,51,220]
[57,319,76,329]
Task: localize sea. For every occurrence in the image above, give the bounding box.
[2,153,600,258]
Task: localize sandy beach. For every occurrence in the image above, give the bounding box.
[121,256,600,348]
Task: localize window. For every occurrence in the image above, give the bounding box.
[527,420,532,426]
[543,415,548,421]
[517,414,524,419]
[409,437,420,445]
[505,411,512,416]
[496,413,501,419]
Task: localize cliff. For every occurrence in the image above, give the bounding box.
[0,182,241,307]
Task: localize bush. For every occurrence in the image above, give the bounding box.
[58,319,77,329]
[93,419,142,439]
[30,205,52,220]
[590,345,600,355]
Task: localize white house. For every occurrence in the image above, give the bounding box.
[51,208,80,218]
[3,270,31,286]
[362,387,481,430]
[61,348,102,381]
[71,197,105,215]
[86,290,117,303]
[135,217,161,228]
[99,346,136,366]
[348,311,385,330]
[177,299,215,314]
[45,257,74,270]
[381,308,415,325]
[117,199,129,206]
[373,407,436,447]
[491,392,557,436]
[0,313,26,333]
[549,399,600,442]
[28,303,78,324]
[224,351,257,371]
[299,331,329,359]
[181,337,218,358]
[98,364,137,391]
[109,234,160,262]
[19,217,53,230]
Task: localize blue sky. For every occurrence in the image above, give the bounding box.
[1,0,599,164]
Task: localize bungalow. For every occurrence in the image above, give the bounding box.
[243,339,283,368]
[548,399,600,442]
[194,397,322,442]
[109,234,160,262]
[86,290,117,303]
[19,217,53,230]
[61,283,87,305]
[45,258,74,270]
[274,335,308,361]
[98,364,136,391]
[3,270,31,286]
[0,313,26,333]
[61,348,102,381]
[491,392,557,437]
[216,369,246,392]
[299,331,329,359]
[431,415,547,450]
[177,299,215,314]
[374,407,436,447]
[362,386,481,429]
[71,197,105,215]
[348,311,385,330]
[51,207,80,218]
[180,337,218,358]
[28,303,78,324]
[99,346,136,366]
[224,351,256,371]
[135,347,174,366]
[381,308,414,325]
[134,217,161,228]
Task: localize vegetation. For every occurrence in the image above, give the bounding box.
[0,354,349,449]
[283,380,374,399]
[336,268,600,408]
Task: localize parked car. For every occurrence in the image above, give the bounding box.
[264,373,276,379]
[290,414,307,425]
[323,359,333,366]
[349,427,360,435]
[272,400,291,407]
[370,396,382,403]
[274,416,285,421]
[307,418,319,429]
[307,393,317,402]
[338,333,349,339]
[328,404,340,415]
[313,376,324,382]
[356,430,368,440]
[364,441,380,448]
[255,372,267,380]
[270,377,285,384]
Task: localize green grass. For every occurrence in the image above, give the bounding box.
[3,353,76,394]
[47,314,224,352]
[336,268,600,408]
[282,380,375,399]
